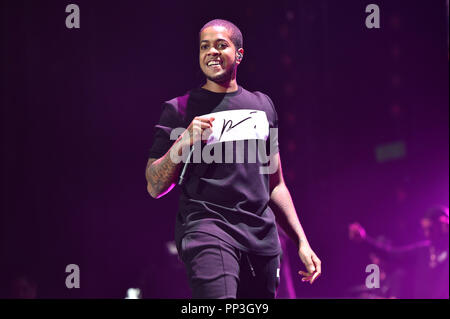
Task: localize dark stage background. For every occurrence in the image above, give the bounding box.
[1,0,448,298]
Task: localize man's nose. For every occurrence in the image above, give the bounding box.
[207,46,220,55]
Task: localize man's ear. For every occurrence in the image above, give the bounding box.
[236,48,244,64]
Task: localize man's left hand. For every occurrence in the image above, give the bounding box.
[297,244,322,284]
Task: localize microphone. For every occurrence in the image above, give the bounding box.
[178,116,214,186]
[178,146,195,186]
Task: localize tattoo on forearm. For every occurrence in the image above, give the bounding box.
[146,153,180,197]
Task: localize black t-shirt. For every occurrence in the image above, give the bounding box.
[148,85,282,256]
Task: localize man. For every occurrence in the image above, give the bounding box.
[145,19,321,299]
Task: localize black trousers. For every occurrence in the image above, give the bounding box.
[179,231,281,299]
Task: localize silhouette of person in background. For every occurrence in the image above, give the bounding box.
[348,205,449,299]
[8,273,38,299]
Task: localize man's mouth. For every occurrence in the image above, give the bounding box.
[207,59,222,68]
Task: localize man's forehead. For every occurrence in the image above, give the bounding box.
[200,26,232,42]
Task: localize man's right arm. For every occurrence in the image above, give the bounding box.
[145,116,215,199]
[145,136,185,198]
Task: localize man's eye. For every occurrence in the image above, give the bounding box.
[201,45,208,50]
[218,43,228,49]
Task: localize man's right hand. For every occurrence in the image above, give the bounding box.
[147,116,214,198]
[179,116,215,148]
[349,222,366,242]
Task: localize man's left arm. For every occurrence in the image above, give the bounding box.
[268,153,322,284]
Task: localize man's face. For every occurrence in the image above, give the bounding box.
[421,218,433,239]
[199,26,239,83]
[421,217,448,241]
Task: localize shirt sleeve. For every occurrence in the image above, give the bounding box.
[263,94,280,156]
[148,102,184,159]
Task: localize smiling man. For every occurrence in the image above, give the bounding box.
[145,19,321,299]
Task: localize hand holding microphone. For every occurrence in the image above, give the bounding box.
[180,116,215,148]
[178,116,215,185]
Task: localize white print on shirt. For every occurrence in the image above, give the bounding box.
[169,110,278,174]
[201,109,269,145]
